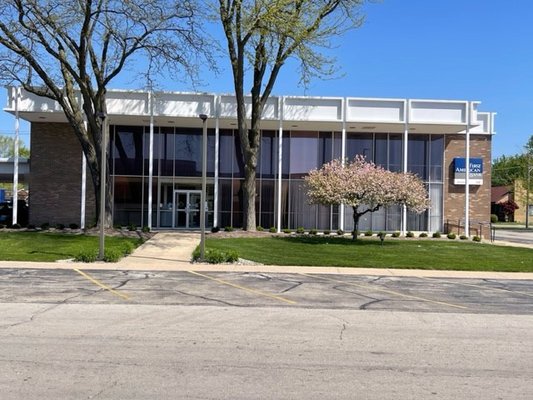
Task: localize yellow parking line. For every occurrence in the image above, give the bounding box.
[299,273,467,310]
[420,276,533,298]
[73,268,130,300]
[187,271,296,305]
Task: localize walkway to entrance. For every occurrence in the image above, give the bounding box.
[116,231,200,268]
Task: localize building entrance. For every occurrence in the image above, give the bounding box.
[174,190,201,229]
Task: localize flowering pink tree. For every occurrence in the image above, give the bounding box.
[305,156,430,239]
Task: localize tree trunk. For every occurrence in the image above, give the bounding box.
[352,206,360,241]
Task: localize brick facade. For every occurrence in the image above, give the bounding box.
[443,134,492,236]
[29,122,96,226]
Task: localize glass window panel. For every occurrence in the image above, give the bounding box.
[289,179,316,229]
[113,126,144,175]
[318,131,333,166]
[346,133,373,162]
[389,134,403,172]
[219,130,234,178]
[160,127,174,176]
[408,135,428,180]
[289,131,319,178]
[430,135,444,182]
[260,131,277,178]
[375,134,387,168]
[113,176,143,226]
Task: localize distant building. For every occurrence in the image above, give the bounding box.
[4,87,495,234]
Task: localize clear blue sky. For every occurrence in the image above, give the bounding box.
[1,0,532,159]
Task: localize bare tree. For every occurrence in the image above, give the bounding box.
[217,0,366,230]
[0,0,208,226]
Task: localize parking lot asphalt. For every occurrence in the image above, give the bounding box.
[1,268,531,315]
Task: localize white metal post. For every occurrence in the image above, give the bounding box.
[214,95,220,228]
[199,114,208,259]
[12,87,20,225]
[465,102,470,236]
[277,97,283,233]
[339,98,346,232]
[148,89,154,230]
[402,100,409,236]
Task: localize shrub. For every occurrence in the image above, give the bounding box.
[406,231,414,238]
[269,227,277,233]
[10,223,21,229]
[473,235,481,242]
[391,231,400,238]
[447,233,456,240]
[74,250,98,263]
[69,223,80,230]
[419,232,428,238]
[337,229,344,236]
[377,232,386,240]
[55,223,65,230]
[103,249,123,263]
[192,247,239,264]
[224,226,234,232]
[114,224,123,230]
[0,224,6,229]
[364,230,373,237]
[122,241,136,255]
[351,230,359,237]
[40,222,50,230]
[26,224,36,230]
[309,228,318,235]
[490,214,498,223]
[283,228,291,234]
[211,226,220,233]
[323,229,331,235]
[256,226,264,231]
[460,235,468,240]
[296,227,305,234]
[432,231,441,238]
[127,223,136,231]
[141,226,150,233]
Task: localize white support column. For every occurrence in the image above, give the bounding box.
[214,95,220,228]
[402,100,409,236]
[339,98,346,232]
[465,102,471,236]
[276,97,283,233]
[148,89,154,229]
[12,87,20,225]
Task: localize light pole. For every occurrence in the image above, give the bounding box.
[199,114,208,260]
[526,158,532,229]
[97,112,107,260]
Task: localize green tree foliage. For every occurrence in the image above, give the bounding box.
[0,135,30,158]
[491,154,527,186]
[217,0,367,230]
[492,134,533,187]
[0,0,209,226]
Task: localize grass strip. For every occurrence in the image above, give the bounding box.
[0,232,141,262]
[206,236,533,272]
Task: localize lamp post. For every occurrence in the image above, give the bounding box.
[526,158,532,229]
[199,114,208,260]
[97,112,107,260]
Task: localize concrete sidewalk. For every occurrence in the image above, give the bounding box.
[0,231,532,280]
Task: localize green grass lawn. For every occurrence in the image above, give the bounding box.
[206,235,533,272]
[0,232,142,262]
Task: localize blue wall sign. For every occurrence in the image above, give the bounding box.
[453,158,483,185]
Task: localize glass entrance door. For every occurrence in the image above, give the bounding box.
[174,190,201,229]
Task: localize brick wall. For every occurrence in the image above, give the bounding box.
[29,122,96,226]
[443,134,492,236]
